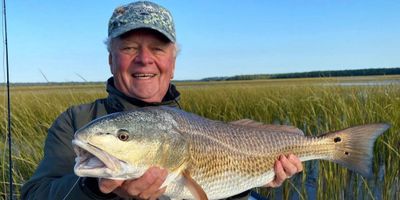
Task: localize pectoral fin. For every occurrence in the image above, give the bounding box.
[183,169,208,200]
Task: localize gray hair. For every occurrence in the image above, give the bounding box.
[104,37,180,58]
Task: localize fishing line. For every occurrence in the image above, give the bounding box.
[1,0,13,199]
[0,0,4,82]
[1,0,6,162]
[0,4,7,199]
[61,177,81,200]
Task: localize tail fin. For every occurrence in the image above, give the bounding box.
[323,123,390,178]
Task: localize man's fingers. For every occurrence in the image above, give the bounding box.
[121,167,160,195]
[288,154,303,172]
[139,170,168,199]
[280,155,299,177]
[268,160,286,187]
[119,167,167,198]
[98,178,124,194]
[136,167,164,191]
[149,187,167,200]
[120,179,141,196]
[265,154,304,188]
[98,167,168,198]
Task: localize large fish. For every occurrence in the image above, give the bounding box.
[72,106,390,200]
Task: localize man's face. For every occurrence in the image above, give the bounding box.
[109,29,176,103]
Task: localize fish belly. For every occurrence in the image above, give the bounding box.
[165,169,275,199]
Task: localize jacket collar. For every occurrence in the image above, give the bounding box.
[105,77,180,113]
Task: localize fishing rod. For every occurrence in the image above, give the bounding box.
[2,0,14,199]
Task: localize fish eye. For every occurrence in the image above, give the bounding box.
[117,129,130,141]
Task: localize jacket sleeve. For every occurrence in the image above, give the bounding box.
[20,108,119,200]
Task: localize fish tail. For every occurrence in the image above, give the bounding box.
[322,123,390,178]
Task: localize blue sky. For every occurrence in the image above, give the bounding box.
[3,0,400,82]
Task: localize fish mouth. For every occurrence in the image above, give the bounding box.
[72,139,126,178]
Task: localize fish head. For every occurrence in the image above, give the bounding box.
[72,108,188,180]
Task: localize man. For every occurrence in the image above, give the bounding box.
[21,1,302,199]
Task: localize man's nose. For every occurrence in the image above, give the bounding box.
[135,48,154,65]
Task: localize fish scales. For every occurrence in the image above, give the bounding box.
[164,109,336,198]
[72,106,390,199]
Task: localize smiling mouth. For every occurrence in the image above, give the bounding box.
[132,73,157,79]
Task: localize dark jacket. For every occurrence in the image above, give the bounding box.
[21,78,249,200]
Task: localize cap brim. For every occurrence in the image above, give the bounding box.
[109,23,175,43]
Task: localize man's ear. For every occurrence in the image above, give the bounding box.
[109,53,114,75]
[171,61,176,79]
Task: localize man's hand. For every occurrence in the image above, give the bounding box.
[266,154,303,188]
[98,167,168,199]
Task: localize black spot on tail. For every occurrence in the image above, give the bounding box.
[334,137,341,143]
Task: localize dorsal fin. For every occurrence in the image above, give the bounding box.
[183,169,208,200]
[229,119,304,135]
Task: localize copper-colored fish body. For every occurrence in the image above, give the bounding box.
[73,106,390,199]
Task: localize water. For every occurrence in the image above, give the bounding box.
[322,79,400,87]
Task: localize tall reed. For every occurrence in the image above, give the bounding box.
[0,77,399,199]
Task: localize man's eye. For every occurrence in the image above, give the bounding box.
[152,47,165,52]
[120,47,138,54]
[122,47,135,50]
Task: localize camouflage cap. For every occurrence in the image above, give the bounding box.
[108,1,176,42]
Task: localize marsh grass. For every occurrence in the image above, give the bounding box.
[0,76,399,199]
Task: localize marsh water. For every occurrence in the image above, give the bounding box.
[322,79,400,86]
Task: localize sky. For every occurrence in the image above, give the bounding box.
[2,0,400,83]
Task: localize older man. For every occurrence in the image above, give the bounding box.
[21,1,302,199]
